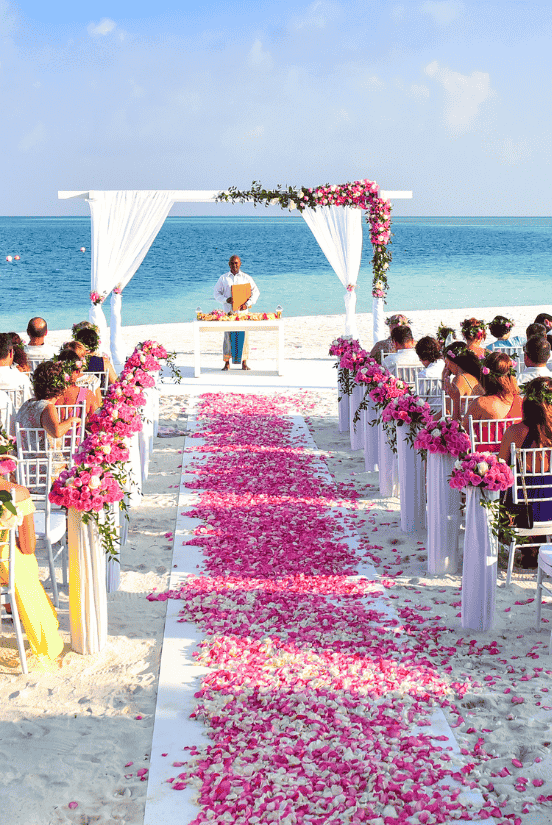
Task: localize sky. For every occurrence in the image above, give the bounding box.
[1,0,551,216]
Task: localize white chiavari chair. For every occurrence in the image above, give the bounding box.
[0,526,29,673]
[16,455,67,607]
[441,391,481,418]
[506,443,552,586]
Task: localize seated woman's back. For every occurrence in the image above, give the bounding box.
[463,352,521,426]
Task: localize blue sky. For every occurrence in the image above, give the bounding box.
[1,0,551,215]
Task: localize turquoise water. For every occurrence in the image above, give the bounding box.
[0,216,550,331]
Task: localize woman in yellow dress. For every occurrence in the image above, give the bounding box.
[0,478,64,662]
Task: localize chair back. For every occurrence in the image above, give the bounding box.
[15,421,78,468]
[28,353,52,373]
[16,454,53,519]
[56,400,87,446]
[394,364,423,387]
[441,391,481,418]
[415,376,443,411]
[87,371,109,397]
[510,443,552,510]
[468,415,521,453]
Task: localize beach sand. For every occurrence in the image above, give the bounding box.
[3,306,552,824]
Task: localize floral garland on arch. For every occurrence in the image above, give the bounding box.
[216,179,393,300]
[49,339,174,559]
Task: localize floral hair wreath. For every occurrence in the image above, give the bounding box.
[436,323,456,343]
[521,379,552,406]
[481,357,516,378]
[461,318,487,340]
[72,322,100,338]
[385,315,411,327]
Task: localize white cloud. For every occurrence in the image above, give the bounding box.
[493,137,532,166]
[291,1,338,30]
[87,18,116,37]
[246,125,265,139]
[420,1,464,27]
[18,122,46,152]
[391,5,406,24]
[248,39,273,71]
[424,60,493,132]
[409,83,430,100]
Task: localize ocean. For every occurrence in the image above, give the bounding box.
[0,215,550,332]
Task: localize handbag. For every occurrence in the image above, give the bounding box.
[501,448,534,530]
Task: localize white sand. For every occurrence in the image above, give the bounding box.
[3,305,552,824]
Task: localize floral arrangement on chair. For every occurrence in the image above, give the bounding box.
[414,418,471,458]
[381,393,434,451]
[449,452,515,542]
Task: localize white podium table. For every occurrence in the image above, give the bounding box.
[193,319,284,377]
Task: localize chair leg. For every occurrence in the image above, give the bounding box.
[10,600,28,674]
[44,538,59,608]
[536,564,543,631]
[506,539,517,586]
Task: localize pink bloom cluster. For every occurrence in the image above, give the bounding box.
[89,291,104,305]
[138,339,169,360]
[354,360,386,385]
[74,430,130,467]
[369,375,408,408]
[49,464,124,511]
[449,452,514,491]
[414,417,472,456]
[328,335,356,357]
[89,399,143,438]
[311,179,379,209]
[382,393,434,427]
[123,350,162,372]
[0,458,16,474]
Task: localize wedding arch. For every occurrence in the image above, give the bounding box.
[58,184,412,368]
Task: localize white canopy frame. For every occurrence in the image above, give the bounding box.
[59,188,412,364]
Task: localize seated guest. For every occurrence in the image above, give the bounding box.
[535,313,552,332]
[370,314,409,364]
[461,317,487,358]
[0,477,64,662]
[383,326,420,372]
[9,333,31,373]
[24,317,55,360]
[499,377,552,567]
[0,333,32,401]
[415,336,444,379]
[518,336,552,384]
[526,322,547,341]
[72,323,117,385]
[16,361,81,442]
[436,324,455,346]
[55,350,99,424]
[462,352,522,440]
[443,341,484,421]
[487,315,524,350]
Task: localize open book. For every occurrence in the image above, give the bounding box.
[231,283,252,312]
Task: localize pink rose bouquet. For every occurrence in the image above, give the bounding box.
[89,291,105,305]
[414,417,471,457]
[89,400,143,438]
[369,375,408,409]
[329,335,357,358]
[74,431,130,468]
[449,452,514,492]
[354,360,386,386]
[382,393,434,427]
[50,464,124,512]
[0,429,17,474]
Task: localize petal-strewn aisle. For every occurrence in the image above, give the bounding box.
[146,391,551,825]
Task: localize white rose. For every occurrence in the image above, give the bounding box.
[331,185,337,191]
[101,445,112,454]
[416,398,426,406]
[288,201,297,211]
[431,429,441,438]
[454,460,463,470]
[88,476,101,490]
[270,198,279,205]
[476,462,489,474]
[383,263,389,270]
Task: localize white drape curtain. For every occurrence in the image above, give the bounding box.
[87,190,176,364]
[302,205,362,339]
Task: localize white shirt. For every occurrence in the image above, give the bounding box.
[0,366,32,401]
[213,271,260,309]
[518,365,552,385]
[24,343,55,361]
[383,348,421,372]
[418,360,445,379]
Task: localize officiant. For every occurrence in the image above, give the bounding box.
[213,255,260,371]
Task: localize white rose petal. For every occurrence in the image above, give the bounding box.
[476,462,489,474]
[431,429,441,437]
[455,460,463,470]
[88,476,101,490]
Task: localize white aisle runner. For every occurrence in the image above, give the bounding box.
[144,397,485,825]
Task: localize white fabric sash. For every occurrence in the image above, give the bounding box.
[462,488,498,631]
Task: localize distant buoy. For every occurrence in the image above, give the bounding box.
[80,247,86,253]
[14,255,20,261]
[6,256,12,262]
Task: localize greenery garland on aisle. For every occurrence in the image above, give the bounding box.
[215,179,392,301]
